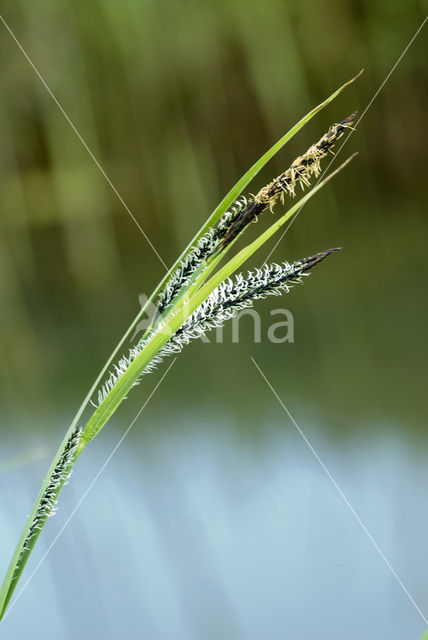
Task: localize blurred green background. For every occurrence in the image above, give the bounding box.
[0,1,427,639]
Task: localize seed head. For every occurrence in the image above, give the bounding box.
[217,113,357,251]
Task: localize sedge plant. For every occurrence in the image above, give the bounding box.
[0,72,361,620]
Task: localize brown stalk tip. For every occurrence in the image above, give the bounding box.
[340,111,358,127]
[306,247,342,267]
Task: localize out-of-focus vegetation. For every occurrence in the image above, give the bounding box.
[0,0,427,436]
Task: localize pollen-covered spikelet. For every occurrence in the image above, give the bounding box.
[156,196,249,314]
[217,113,356,251]
[96,249,339,406]
[256,113,357,206]
[15,425,82,572]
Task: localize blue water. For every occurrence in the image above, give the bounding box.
[1,414,427,640]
